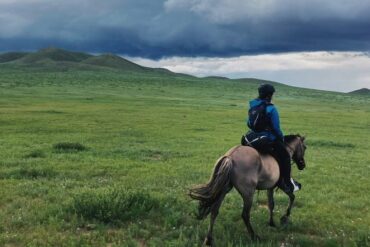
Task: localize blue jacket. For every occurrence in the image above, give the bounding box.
[247,98,284,141]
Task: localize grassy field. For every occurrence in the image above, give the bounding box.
[0,61,369,246]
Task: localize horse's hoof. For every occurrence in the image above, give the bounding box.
[203,236,213,246]
[280,215,289,226]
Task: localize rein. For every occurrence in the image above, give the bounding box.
[285,143,295,158]
[285,139,305,168]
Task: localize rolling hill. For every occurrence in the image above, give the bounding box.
[0,51,29,63]
[0,47,368,95]
[0,47,175,75]
[82,53,146,72]
[14,47,92,64]
[0,47,318,92]
[349,88,370,95]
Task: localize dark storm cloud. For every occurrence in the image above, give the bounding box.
[1,0,370,58]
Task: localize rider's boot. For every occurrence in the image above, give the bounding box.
[291,178,301,191]
[277,177,294,194]
[278,177,302,193]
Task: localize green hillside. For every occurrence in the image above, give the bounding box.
[82,53,146,71]
[0,52,29,63]
[0,48,175,76]
[349,88,370,95]
[0,49,369,246]
[203,76,229,80]
[16,47,92,64]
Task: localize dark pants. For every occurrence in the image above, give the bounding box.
[272,141,291,183]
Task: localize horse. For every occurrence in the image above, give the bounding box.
[189,134,306,246]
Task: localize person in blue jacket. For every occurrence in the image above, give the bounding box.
[247,84,295,193]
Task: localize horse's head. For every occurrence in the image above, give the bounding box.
[285,134,307,170]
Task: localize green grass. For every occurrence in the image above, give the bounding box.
[0,64,369,246]
[71,187,161,224]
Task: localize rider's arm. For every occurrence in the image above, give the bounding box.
[247,116,252,129]
[270,107,284,141]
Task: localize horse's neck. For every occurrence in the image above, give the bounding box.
[285,139,298,158]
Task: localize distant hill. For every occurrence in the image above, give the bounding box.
[0,48,305,88]
[0,48,334,91]
[0,52,29,63]
[203,76,229,80]
[82,53,146,72]
[0,48,183,76]
[348,88,370,95]
[16,47,92,64]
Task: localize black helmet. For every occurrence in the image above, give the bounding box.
[258,84,275,99]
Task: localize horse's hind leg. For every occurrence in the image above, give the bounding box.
[267,189,276,227]
[237,185,259,241]
[204,188,230,246]
[281,192,295,225]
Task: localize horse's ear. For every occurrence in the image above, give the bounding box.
[301,135,306,141]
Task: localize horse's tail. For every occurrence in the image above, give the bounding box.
[189,156,233,220]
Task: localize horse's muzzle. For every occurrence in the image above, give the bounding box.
[297,159,305,170]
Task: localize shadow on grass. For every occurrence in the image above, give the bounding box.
[0,167,57,179]
[53,142,88,153]
[23,150,46,158]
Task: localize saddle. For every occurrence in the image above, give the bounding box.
[241,131,282,164]
[241,131,273,154]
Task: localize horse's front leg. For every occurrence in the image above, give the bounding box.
[280,192,295,226]
[267,189,276,227]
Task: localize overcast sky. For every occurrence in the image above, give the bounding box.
[131,52,370,92]
[1,0,370,91]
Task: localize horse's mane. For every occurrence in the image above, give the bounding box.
[284,134,301,144]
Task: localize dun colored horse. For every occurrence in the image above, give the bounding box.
[189,135,306,245]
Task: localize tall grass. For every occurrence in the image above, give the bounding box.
[71,187,160,223]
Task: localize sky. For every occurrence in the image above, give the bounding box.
[1,0,370,92]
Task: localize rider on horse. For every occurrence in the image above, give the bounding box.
[247,84,299,193]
